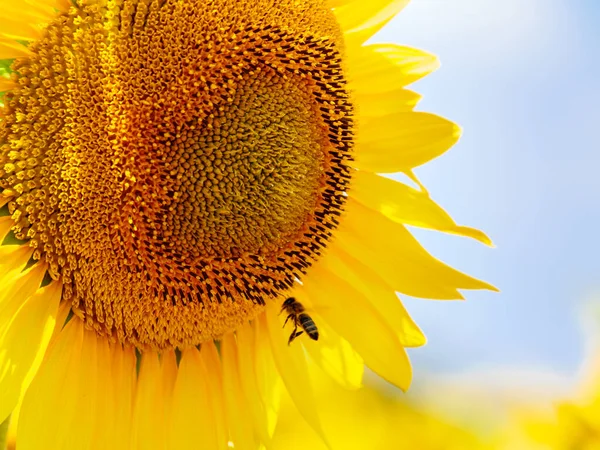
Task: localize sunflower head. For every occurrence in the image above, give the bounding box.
[1,0,355,349]
[0,1,496,449]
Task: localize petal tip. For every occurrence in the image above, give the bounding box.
[453,226,494,247]
[486,283,500,293]
[451,122,463,142]
[420,51,441,74]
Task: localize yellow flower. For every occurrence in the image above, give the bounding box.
[499,308,600,450]
[273,369,489,450]
[0,0,495,448]
[516,402,600,449]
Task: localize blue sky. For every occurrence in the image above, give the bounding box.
[374,0,600,380]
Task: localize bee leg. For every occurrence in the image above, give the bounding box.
[283,313,294,328]
[288,325,302,345]
[288,331,304,345]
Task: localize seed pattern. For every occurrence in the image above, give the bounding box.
[0,0,353,349]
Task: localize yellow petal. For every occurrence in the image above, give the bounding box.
[54,0,71,11]
[200,342,229,450]
[17,317,84,450]
[302,267,412,391]
[253,318,282,437]
[354,88,421,119]
[0,280,61,423]
[0,77,15,93]
[348,44,440,94]
[48,300,72,344]
[91,337,112,450]
[0,263,47,333]
[170,348,220,450]
[352,171,493,245]
[335,0,409,46]
[0,193,11,208]
[354,112,462,172]
[20,324,131,450]
[132,351,176,450]
[222,332,259,450]
[1,1,55,23]
[329,0,357,7]
[71,327,99,449]
[160,351,178,416]
[300,313,364,390]
[0,216,14,242]
[236,322,275,445]
[338,199,498,299]
[77,338,136,450]
[110,343,136,450]
[322,249,426,347]
[2,301,73,450]
[0,245,33,275]
[0,17,42,42]
[0,40,32,59]
[263,308,329,447]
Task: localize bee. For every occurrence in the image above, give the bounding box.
[280,297,319,345]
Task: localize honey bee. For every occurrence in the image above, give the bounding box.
[280,297,319,345]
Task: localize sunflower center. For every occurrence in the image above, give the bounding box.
[0,0,353,349]
[164,70,325,259]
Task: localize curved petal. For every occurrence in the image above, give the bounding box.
[170,347,220,450]
[54,0,72,12]
[222,332,259,450]
[200,342,229,450]
[302,265,412,391]
[352,171,493,245]
[131,351,177,450]
[1,1,55,23]
[337,199,498,299]
[329,0,357,7]
[1,306,86,450]
[71,327,99,450]
[108,343,136,450]
[0,40,33,59]
[320,249,426,347]
[300,311,364,390]
[354,88,421,120]
[335,0,409,47]
[48,300,72,344]
[0,18,42,42]
[0,217,15,242]
[17,317,85,450]
[354,112,462,172]
[0,77,15,93]
[348,44,440,94]
[0,193,11,208]
[0,245,34,276]
[91,337,112,450]
[252,318,282,438]
[263,308,329,448]
[0,280,61,423]
[236,321,277,445]
[0,263,47,332]
[16,326,137,450]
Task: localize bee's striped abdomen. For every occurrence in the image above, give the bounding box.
[299,313,319,340]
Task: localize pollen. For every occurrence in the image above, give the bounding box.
[0,0,353,349]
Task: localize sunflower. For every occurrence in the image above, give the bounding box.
[273,368,489,450]
[0,0,495,448]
